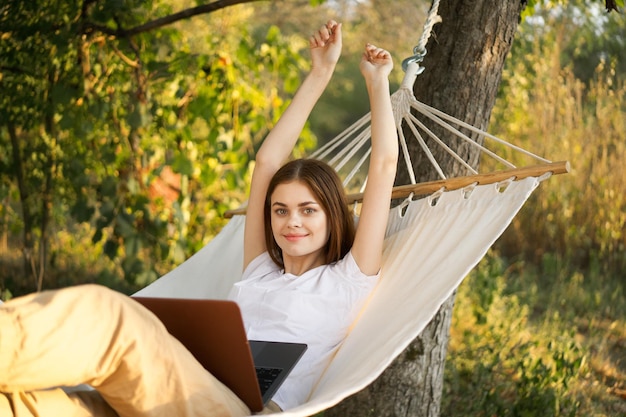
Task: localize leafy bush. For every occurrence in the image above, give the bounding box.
[488,5,625,276]
[443,252,625,416]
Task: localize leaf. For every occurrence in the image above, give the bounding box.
[121,257,144,281]
[51,83,78,107]
[125,235,141,258]
[127,177,140,194]
[135,269,158,287]
[100,176,118,198]
[115,211,136,237]
[103,238,119,259]
[72,199,95,223]
[127,104,151,129]
[171,154,194,176]
[99,200,115,223]
[91,228,103,244]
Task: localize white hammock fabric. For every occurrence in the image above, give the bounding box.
[135,3,566,413]
[134,176,543,416]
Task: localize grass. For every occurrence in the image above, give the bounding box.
[442,251,626,417]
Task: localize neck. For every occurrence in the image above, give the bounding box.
[282,253,325,276]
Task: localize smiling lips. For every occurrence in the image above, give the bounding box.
[284,233,309,242]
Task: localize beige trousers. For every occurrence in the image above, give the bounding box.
[0,284,251,417]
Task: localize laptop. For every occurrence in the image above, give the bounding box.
[132,297,307,412]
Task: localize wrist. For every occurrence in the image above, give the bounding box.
[309,64,336,81]
[365,75,390,90]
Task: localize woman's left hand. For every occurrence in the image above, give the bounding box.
[360,43,393,81]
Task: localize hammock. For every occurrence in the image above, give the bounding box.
[135,2,569,415]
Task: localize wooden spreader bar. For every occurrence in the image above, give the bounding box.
[224,161,570,218]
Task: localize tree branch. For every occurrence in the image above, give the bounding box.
[605,0,619,12]
[84,0,267,37]
[0,66,37,77]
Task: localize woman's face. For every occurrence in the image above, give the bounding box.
[269,180,330,264]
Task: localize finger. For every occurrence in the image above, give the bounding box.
[365,44,389,60]
[311,31,327,47]
[310,34,320,48]
[375,49,390,59]
[365,44,379,57]
[312,27,331,47]
[331,22,342,43]
[326,20,340,37]
[311,21,342,49]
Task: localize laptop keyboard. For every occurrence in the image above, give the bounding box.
[255,366,283,395]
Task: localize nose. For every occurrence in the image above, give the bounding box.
[287,211,302,227]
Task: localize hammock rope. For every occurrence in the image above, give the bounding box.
[401,0,442,73]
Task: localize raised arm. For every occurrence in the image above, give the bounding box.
[243,20,343,270]
[351,44,398,276]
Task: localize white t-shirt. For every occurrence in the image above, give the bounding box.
[228,251,379,410]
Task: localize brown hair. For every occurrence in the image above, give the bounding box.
[264,159,355,269]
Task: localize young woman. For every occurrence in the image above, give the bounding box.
[0,20,396,417]
[229,20,397,411]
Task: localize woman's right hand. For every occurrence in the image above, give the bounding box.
[309,20,342,74]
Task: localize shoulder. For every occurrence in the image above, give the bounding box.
[241,252,279,282]
[337,251,380,277]
[325,251,380,288]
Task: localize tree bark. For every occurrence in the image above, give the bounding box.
[326,1,524,416]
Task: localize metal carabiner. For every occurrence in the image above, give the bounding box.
[401,47,427,74]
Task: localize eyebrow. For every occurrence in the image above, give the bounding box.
[271,201,320,208]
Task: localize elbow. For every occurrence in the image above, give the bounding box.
[383,159,398,179]
[385,152,399,171]
[372,153,398,176]
[367,158,397,186]
[255,149,284,174]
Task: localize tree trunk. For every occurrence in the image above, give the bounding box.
[7,122,34,287]
[326,1,524,416]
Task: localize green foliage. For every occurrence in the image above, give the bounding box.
[522,0,625,20]
[488,1,625,275]
[443,252,625,416]
[0,0,314,293]
[519,0,626,84]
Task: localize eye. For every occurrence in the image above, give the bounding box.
[274,208,287,216]
[303,207,316,214]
